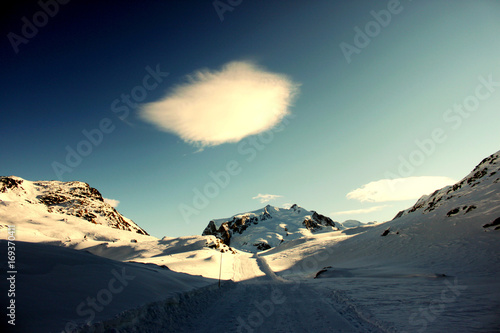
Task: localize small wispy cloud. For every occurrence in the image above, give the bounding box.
[346,176,456,202]
[140,61,299,147]
[332,205,390,216]
[104,198,120,208]
[252,193,283,203]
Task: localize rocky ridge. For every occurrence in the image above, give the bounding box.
[202,204,339,251]
[0,176,148,235]
[393,150,500,220]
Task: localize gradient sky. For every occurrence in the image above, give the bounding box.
[1,0,499,238]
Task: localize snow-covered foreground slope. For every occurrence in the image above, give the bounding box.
[0,240,214,333]
[0,177,271,332]
[259,150,500,332]
[0,194,260,283]
[78,254,383,333]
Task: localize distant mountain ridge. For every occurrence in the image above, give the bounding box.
[202,204,341,251]
[0,176,148,235]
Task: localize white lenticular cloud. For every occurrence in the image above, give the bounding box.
[140,61,299,147]
[252,193,283,204]
[104,198,120,208]
[346,176,456,202]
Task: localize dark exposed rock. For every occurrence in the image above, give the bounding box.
[302,218,321,231]
[302,212,337,232]
[311,211,336,227]
[253,242,271,251]
[393,210,405,220]
[314,266,332,279]
[446,208,460,217]
[39,194,67,205]
[0,177,23,193]
[381,228,390,236]
[464,205,477,213]
[203,220,218,236]
[202,219,238,246]
[467,168,488,185]
[260,207,272,221]
[89,187,104,202]
[483,217,500,229]
[82,213,97,223]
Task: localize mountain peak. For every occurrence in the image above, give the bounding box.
[0,176,148,235]
[393,150,500,219]
[202,204,339,252]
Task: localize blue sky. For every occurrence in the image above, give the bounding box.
[1,0,500,238]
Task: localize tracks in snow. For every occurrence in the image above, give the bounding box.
[81,254,384,333]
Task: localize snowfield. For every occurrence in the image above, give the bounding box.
[0,150,499,332]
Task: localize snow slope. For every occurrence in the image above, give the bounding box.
[1,151,499,332]
[78,255,383,333]
[0,176,147,235]
[71,151,500,332]
[260,150,500,332]
[0,186,250,282]
[0,240,214,333]
[0,177,265,332]
[393,151,499,219]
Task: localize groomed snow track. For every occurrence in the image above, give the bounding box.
[78,256,385,333]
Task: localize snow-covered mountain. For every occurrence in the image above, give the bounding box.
[258,150,500,332]
[1,151,499,332]
[202,204,340,251]
[393,150,500,221]
[0,176,148,235]
[340,219,366,228]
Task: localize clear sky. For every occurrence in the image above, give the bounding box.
[1,0,499,238]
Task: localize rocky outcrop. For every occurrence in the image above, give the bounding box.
[483,217,500,230]
[202,210,266,246]
[202,204,339,250]
[314,266,332,279]
[0,177,23,192]
[302,211,339,231]
[0,176,148,235]
[253,242,271,251]
[203,220,233,245]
